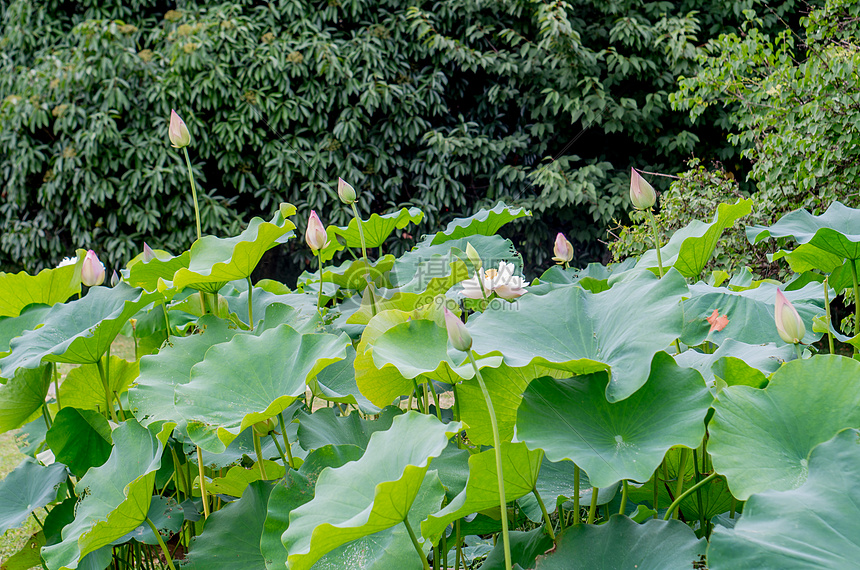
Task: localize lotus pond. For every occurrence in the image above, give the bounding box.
[1,178,860,569]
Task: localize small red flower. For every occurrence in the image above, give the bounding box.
[706,309,729,333]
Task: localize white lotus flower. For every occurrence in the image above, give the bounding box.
[460,261,527,300]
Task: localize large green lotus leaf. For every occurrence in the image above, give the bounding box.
[680,281,826,347]
[534,515,705,569]
[636,199,752,278]
[46,407,112,478]
[281,412,463,570]
[0,456,67,535]
[177,324,350,453]
[708,429,860,569]
[123,251,191,292]
[224,291,321,332]
[673,339,793,389]
[747,201,860,259]
[317,207,424,263]
[0,284,159,380]
[389,234,521,289]
[0,304,52,357]
[421,442,543,544]
[427,202,531,245]
[183,481,273,570]
[516,352,711,488]
[530,263,614,295]
[58,356,139,414]
[296,405,402,451]
[318,255,396,291]
[458,363,567,447]
[708,355,860,500]
[261,444,365,570]
[481,527,554,570]
[307,347,380,413]
[0,253,84,318]
[171,212,295,293]
[771,243,859,293]
[469,269,688,402]
[0,365,50,433]
[310,472,445,570]
[41,420,164,570]
[128,316,242,429]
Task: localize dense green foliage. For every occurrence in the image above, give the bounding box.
[0,0,800,278]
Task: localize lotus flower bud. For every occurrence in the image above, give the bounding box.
[168,109,191,149]
[143,242,156,263]
[444,308,472,352]
[81,250,105,287]
[552,233,574,265]
[465,242,482,273]
[337,177,356,205]
[305,210,327,252]
[629,168,656,210]
[253,417,277,437]
[110,270,119,287]
[775,289,806,344]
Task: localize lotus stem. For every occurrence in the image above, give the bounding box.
[794,342,803,360]
[350,202,378,317]
[197,446,210,519]
[663,473,718,521]
[586,486,598,524]
[693,449,706,532]
[278,413,295,469]
[403,517,430,570]
[96,357,118,423]
[145,516,177,570]
[618,480,629,515]
[645,209,664,278]
[851,261,860,342]
[316,252,324,317]
[53,363,61,410]
[824,277,835,353]
[652,468,659,519]
[467,352,511,570]
[673,448,690,520]
[455,519,462,570]
[270,432,288,466]
[162,298,172,340]
[182,147,201,241]
[247,276,254,329]
[253,432,268,480]
[532,487,556,540]
[573,464,581,525]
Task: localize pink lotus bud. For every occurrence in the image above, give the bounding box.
[305,210,327,252]
[81,250,105,287]
[775,289,806,344]
[552,232,574,264]
[629,168,656,210]
[143,242,156,262]
[337,177,356,204]
[444,308,472,352]
[168,109,191,148]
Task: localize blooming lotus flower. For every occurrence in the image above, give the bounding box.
[629,168,656,210]
[444,308,472,352]
[305,210,327,252]
[337,177,356,204]
[775,289,806,344]
[168,109,191,148]
[552,233,574,265]
[706,309,729,333]
[81,250,105,287]
[460,261,527,300]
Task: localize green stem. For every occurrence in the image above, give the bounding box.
[182,147,202,241]
[586,486,599,524]
[411,377,424,413]
[663,473,718,521]
[693,449,706,533]
[851,260,860,341]
[253,432,268,480]
[350,202,368,263]
[823,277,835,353]
[428,379,442,421]
[646,209,664,278]
[197,446,210,519]
[316,253,324,317]
[673,448,690,520]
[144,517,178,570]
[455,519,462,570]
[162,298,172,340]
[403,517,430,570]
[270,432,288,466]
[278,414,295,469]
[247,276,254,329]
[53,363,61,410]
[532,487,556,540]
[652,468,659,519]
[618,480,628,515]
[573,464,581,525]
[794,342,803,360]
[467,352,511,570]
[96,357,118,423]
